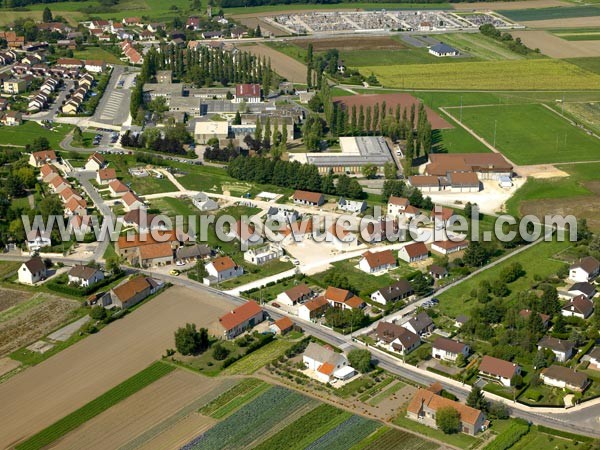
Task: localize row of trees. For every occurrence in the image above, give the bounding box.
[120,124,193,155]
[480,24,538,56]
[227,156,365,199]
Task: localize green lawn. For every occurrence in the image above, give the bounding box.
[340,47,477,67]
[222,338,295,375]
[511,427,585,450]
[368,380,406,406]
[102,156,178,195]
[15,361,175,450]
[362,60,600,90]
[0,261,21,279]
[455,103,600,165]
[74,47,123,65]
[0,122,73,148]
[435,33,542,61]
[437,240,570,318]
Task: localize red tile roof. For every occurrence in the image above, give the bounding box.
[403,242,428,258]
[361,250,396,269]
[210,256,236,273]
[479,355,519,379]
[219,301,263,331]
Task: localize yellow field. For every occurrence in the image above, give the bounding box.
[363,59,600,90]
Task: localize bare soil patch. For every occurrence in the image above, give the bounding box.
[517,164,570,178]
[136,413,215,450]
[231,14,290,36]
[522,16,600,28]
[0,286,234,450]
[521,181,600,231]
[0,293,79,357]
[242,43,307,83]
[511,30,600,58]
[333,93,452,130]
[452,0,569,10]
[0,357,21,377]
[292,36,406,51]
[0,288,31,313]
[49,370,219,450]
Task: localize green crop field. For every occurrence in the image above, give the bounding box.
[556,33,600,41]
[362,60,600,90]
[499,5,600,22]
[435,33,542,61]
[455,103,600,165]
[15,362,175,450]
[566,57,600,75]
[340,47,477,67]
[221,339,295,375]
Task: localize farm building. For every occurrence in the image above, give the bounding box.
[425,153,513,181]
[217,301,264,339]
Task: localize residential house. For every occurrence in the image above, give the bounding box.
[110,276,159,309]
[398,242,428,263]
[85,152,106,171]
[30,149,57,167]
[138,242,175,267]
[204,256,243,285]
[519,309,550,328]
[432,206,456,228]
[432,337,470,362]
[387,196,410,217]
[40,163,58,183]
[293,190,324,207]
[359,250,397,274]
[243,243,283,265]
[234,220,262,247]
[234,83,261,103]
[568,282,596,299]
[589,347,600,371]
[455,315,469,328]
[324,286,364,311]
[298,296,329,321]
[561,295,594,320]
[108,179,130,197]
[375,321,420,355]
[115,231,180,262]
[407,388,486,436]
[431,239,469,255]
[96,168,117,185]
[371,280,413,306]
[218,301,264,339]
[49,176,69,193]
[59,187,82,203]
[569,256,600,283]
[68,214,92,234]
[64,197,87,216]
[429,265,448,280]
[176,244,211,263]
[122,191,146,211]
[122,209,167,233]
[302,342,355,383]
[537,336,575,363]
[266,206,299,225]
[338,197,367,213]
[26,229,51,251]
[276,283,312,307]
[191,192,219,211]
[67,264,104,287]
[3,78,27,94]
[326,223,357,251]
[540,365,589,392]
[18,257,47,285]
[186,16,201,30]
[84,60,106,73]
[271,316,294,335]
[403,312,434,336]
[478,355,520,387]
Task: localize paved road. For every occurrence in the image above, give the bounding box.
[28,80,74,122]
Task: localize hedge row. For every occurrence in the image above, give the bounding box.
[222,333,275,368]
[46,271,125,298]
[483,420,530,450]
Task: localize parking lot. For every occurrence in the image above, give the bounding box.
[93,66,136,126]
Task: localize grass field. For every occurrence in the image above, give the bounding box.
[455,103,600,165]
[566,57,600,75]
[15,361,174,450]
[435,33,542,61]
[436,240,570,318]
[511,427,585,450]
[0,122,73,148]
[499,5,600,21]
[74,47,123,65]
[363,59,600,90]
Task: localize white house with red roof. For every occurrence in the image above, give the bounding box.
[302,342,355,384]
[217,301,264,339]
[398,242,428,263]
[204,256,243,285]
[359,250,397,273]
[387,196,410,217]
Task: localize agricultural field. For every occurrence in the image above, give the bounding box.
[510,30,600,58]
[221,338,295,375]
[435,33,541,61]
[498,5,600,22]
[200,378,270,419]
[358,428,440,450]
[0,122,73,149]
[241,43,307,83]
[0,286,234,450]
[184,386,383,450]
[454,103,600,165]
[362,59,600,90]
[436,239,570,318]
[0,261,21,280]
[0,292,81,357]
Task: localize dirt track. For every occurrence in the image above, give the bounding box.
[242,43,307,83]
[511,30,600,58]
[0,286,234,450]
[49,370,218,450]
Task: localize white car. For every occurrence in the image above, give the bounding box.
[175,260,186,266]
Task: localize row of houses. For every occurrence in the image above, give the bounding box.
[61,72,95,115]
[28,77,59,112]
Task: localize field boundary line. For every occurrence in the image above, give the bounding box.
[540,102,600,141]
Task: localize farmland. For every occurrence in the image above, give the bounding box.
[434,33,541,61]
[48,370,228,450]
[0,292,80,357]
[16,361,175,450]
[241,43,307,83]
[498,5,600,22]
[362,60,600,90]
[200,378,269,418]
[359,428,440,450]
[454,103,600,165]
[221,338,295,375]
[510,30,600,58]
[0,286,234,450]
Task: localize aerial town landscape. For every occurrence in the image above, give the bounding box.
[0,0,600,448]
